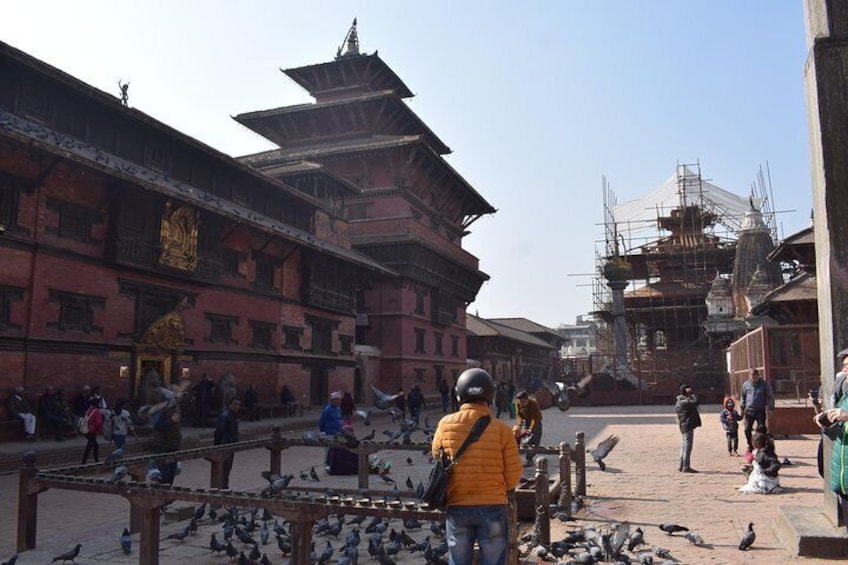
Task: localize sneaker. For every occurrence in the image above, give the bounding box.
[682,468,699,473]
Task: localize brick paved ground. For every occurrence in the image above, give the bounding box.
[0,403,838,564]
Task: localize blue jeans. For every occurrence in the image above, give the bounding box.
[680,430,694,470]
[446,505,509,565]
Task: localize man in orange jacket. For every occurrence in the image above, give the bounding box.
[432,369,522,565]
[513,390,543,467]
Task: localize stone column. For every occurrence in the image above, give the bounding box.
[805,0,848,526]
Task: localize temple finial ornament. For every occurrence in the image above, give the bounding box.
[336,18,360,59]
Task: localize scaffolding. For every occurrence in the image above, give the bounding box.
[592,162,779,399]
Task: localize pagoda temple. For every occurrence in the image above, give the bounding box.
[236,22,495,395]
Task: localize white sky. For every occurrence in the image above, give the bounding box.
[2,1,813,328]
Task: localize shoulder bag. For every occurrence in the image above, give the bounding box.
[421,415,491,510]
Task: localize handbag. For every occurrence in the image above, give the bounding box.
[421,416,491,510]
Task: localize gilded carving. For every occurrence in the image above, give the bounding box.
[141,297,187,349]
[159,201,199,271]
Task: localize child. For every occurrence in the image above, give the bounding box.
[719,396,743,456]
[739,432,782,494]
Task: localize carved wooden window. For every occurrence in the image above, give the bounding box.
[145,145,170,174]
[205,313,238,345]
[451,335,459,357]
[47,289,105,334]
[415,291,425,315]
[339,335,353,355]
[283,326,303,350]
[222,248,245,278]
[415,328,426,354]
[0,284,24,330]
[434,332,444,356]
[249,320,276,350]
[414,368,426,383]
[306,314,338,354]
[46,199,101,243]
[0,186,20,232]
[253,253,277,292]
[19,84,51,123]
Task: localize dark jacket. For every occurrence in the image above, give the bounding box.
[214,408,240,445]
[740,378,775,412]
[675,393,702,433]
[407,388,424,409]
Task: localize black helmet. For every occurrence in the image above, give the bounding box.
[456,368,495,405]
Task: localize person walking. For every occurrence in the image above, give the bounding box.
[39,386,65,441]
[319,391,343,470]
[431,368,522,565]
[340,390,355,428]
[513,391,543,467]
[150,404,182,484]
[110,399,137,449]
[80,397,103,464]
[740,369,775,452]
[395,389,407,419]
[407,384,424,425]
[506,381,516,419]
[719,396,743,456]
[675,384,701,473]
[214,397,241,489]
[495,381,509,419]
[438,378,450,413]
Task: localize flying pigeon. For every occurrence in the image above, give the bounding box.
[370,385,401,410]
[739,522,756,551]
[588,435,620,471]
[120,528,132,554]
[354,409,372,426]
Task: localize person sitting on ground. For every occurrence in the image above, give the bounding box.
[55,388,76,429]
[739,431,781,494]
[7,386,37,440]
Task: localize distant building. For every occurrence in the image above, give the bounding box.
[557,315,599,376]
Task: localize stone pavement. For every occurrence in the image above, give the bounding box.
[0,403,839,564]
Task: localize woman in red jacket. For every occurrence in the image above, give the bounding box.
[80,397,103,464]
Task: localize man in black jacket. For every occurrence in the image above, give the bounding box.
[214,397,241,489]
[675,384,701,473]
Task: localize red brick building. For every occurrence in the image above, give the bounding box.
[0,40,394,417]
[236,26,495,396]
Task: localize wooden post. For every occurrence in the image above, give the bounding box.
[507,490,519,565]
[574,431,586,496]
[558,441,572,514]
[534,457,550,547]
[358,444,369,490]
[138,503,161,565]
[16,451,38,551]
[290,517,313,564]
[128,466,146,534]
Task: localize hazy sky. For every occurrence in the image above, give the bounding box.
[2,2,812,328]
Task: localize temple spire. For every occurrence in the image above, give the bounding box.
[336,18,360,59]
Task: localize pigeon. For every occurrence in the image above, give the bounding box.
[608,522,630,559]
[318,540,334,564]
[225,542,239,559]
[193,502,206,522]
[249,544,262,562]
[108,464,128,483]
[379,473,396,485]
[636,550,654,565]
[167,525,191,541]
[354,408,372,426]
[370,385,401,409]
[237,551,250,565]
[51,543,82,563]
[654,546,672,559]
[405,476,414,490]
[309,466,321,482]
[739,522,756,551]
[210,533,226,554]
[104,447,124,467]
[0,555,17,565]
[658,523,688,535]
[146,460,162,483]
[406,457,414,465]
[403,518,422,530]
[260,522,269,545]
[189,517,198,534]
[416,481,425,500]
[259,554,273,565]
[684,531,704,545]
[588,434,620,471]
[361,428,376,441]
[628,526,645,551]
[120,527,132,554]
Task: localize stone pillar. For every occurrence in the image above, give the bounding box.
[558,442,572,513]
[574,431,586,496]
[805,0,848,526]
[533,457,550,547]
